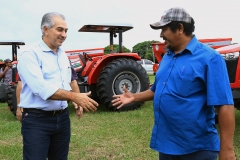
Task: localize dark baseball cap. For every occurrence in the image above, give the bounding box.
[150,7,192,30]
[4,59,11,63]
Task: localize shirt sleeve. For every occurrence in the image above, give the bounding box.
[206,52,233,105]
[17,50,59,100]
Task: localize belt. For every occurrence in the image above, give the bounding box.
[23,108,67,115]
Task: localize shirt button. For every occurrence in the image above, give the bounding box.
[163,82,165,85]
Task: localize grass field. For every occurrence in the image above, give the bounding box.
[0,75,239,159]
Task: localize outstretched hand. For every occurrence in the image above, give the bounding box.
[112,85,134,109]
[73,91,99,112]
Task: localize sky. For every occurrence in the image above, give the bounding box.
[0,0,240,60]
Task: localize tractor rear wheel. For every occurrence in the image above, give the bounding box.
[96,58,150,111]
[7,83,17,116]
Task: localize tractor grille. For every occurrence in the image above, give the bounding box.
[221,52,239,83]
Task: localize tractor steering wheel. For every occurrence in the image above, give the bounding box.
[83,52,92,61]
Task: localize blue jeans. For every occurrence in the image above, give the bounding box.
[159,150,219,160]
[21,109,70,160]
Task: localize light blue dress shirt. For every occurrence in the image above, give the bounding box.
[17,40,72,111]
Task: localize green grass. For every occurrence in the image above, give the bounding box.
[149,75,155,84]
[0,102,157,160]
[0,75,239,159]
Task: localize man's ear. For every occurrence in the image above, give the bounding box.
[178,23,184,34]
[43,26,49,36]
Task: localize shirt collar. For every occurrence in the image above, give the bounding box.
[184,35,199,55]
[166,35,199,55]
[39,40,63,54]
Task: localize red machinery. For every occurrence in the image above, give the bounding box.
[65,24,150,111]
[215,43,240,109]
[151,38,232,73]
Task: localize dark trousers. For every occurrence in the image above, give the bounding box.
[21,109,70,160]
[159,150,218,160]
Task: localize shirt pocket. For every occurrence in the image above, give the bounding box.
[175,74,193,97]
[169,66,195,97]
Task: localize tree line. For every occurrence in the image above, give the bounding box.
[104,40,160,62]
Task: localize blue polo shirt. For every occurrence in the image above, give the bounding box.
[150,36,233,154]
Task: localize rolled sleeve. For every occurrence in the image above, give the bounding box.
[38,83,59,100]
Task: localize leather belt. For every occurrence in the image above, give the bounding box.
[23,108,67,115]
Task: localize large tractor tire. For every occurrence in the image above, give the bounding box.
[96,58,150,111]
[7,83,17,116]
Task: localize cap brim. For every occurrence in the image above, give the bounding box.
[150,22,162,30]
[150,24,162,30]
[150,21,171,30]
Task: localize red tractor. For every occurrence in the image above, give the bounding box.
[0,41,25,115]
[2,25,150,116]
[151,38,240,110]
[66,24,150,111]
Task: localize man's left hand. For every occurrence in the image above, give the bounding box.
[72,102,83,118]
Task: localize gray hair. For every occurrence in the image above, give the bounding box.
[41,12,65,36]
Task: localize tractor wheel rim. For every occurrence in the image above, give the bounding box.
[112,71,141,95]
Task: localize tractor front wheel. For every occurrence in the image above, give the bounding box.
[96,58,150,111]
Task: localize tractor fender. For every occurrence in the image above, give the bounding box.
[87,53,141,84]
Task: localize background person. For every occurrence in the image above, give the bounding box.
[0,58,12,85]
[112,7,236,160]
[0,58,12,103]
[17,12,98,160]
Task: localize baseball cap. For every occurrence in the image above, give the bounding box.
[4,59,11,63]
[150,7,192,30]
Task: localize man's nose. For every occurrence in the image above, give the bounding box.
[160,31,163,38]
[61,31,67,38]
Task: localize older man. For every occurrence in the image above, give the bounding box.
[17,12,98,160]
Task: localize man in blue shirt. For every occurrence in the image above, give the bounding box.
[112,7,236,160]
[17,12,98,160]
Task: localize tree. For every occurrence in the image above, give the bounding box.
[0,59,3,62]
[132,40,159,60]
[104,44,131,54]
